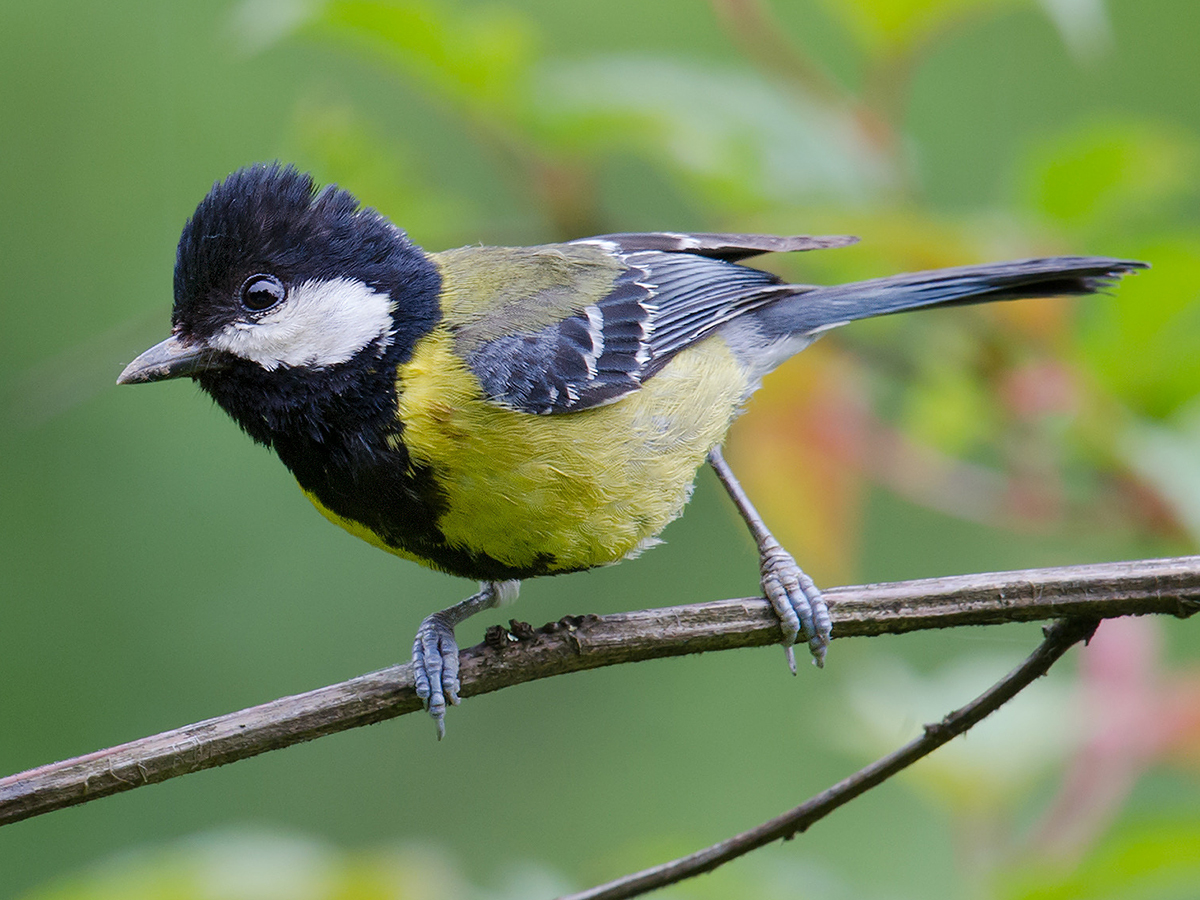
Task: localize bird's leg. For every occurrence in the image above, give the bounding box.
[708,445,831,671]
[413,579,519,738]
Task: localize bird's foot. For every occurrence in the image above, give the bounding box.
[412,611,462,740]
[411,580,516,739]
[760,541,831,673]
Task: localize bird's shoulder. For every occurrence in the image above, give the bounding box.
[431,241,627,336]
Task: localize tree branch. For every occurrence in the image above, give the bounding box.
[558,616,1101,900]
[2,555,1198,827]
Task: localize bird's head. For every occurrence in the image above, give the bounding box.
[118,164,440,443]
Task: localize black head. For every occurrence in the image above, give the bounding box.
[171,164,439,345]
[119,164,441,446]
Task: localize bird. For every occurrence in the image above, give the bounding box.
[118,163,1146,736]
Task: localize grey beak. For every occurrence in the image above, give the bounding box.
[117,334,223,385]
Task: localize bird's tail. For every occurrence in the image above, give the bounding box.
[753,256,1147,341]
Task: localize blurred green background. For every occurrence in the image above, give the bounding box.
[4,0,1200,898]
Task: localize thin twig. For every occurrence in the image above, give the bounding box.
[558,616,1100,900]
[2,556,1198,827]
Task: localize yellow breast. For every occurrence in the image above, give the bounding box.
[380,326,749,575]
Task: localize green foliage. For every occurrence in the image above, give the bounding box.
[1021,122,1198,233]
[316,0,537,116]
[1077,236,1200,419]
[819,0,1024,56]
[1001,819,1200,900]
[15,833,476,900]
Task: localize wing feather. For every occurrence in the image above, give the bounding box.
[457,232,848,414]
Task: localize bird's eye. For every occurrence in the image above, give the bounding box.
[240,274,286,312]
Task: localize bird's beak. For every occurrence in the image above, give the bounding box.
[117,334,224,385]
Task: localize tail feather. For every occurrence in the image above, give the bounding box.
[756,256,1147,338]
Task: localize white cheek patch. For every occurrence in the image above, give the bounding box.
[209,277,395,370]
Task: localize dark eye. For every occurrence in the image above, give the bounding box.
[239,274,286,312]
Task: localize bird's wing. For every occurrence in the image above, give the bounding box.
[436,235,849,415]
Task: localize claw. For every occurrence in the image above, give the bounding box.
[409,581,514,739]
[760,540,829,669]
[412,612,460,739]
[808,594,832,666]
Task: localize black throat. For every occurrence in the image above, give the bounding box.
[204,335,442,535]
[194,257,459,567]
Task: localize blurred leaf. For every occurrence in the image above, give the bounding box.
[817,0,1023,56]
[281,0,607,237]
[15,829,858,900]
[1019,121,1199,233]
[1123,399,1200,544]
[536,56,895,212]
[16,831,472,900]
[308,0,536,117]
[230,0,323,53]
[901,333,1000,456]
[237,0,538,119]
[1037,0,1113,62]
[840,653,1079,813]
[1001,819,1200,900]
[287,99,483,246]
[1075,236,1200,418]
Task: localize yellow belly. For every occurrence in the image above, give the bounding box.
[312,327,748,575]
